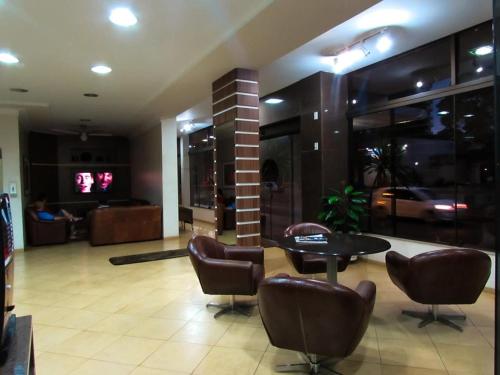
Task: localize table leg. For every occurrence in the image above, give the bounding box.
[326,255,338,283]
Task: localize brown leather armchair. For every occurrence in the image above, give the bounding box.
[187,235,264,318]
[283,223,350,275]
[259,274,376,374]
[25,208,68,246]
[386,249,491,331]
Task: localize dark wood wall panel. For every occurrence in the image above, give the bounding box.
[213,68,260,246]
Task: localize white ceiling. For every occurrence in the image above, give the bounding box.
[0,0,493,137]
[0,0,379,136]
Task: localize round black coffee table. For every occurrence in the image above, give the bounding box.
[279,232,391,283]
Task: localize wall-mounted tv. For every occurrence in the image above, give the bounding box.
[74,171,113,193]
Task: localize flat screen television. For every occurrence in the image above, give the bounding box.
[74,171,113,193]
[94,171,113,193]
[0,194,15,364]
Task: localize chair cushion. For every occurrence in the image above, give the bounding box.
[252,264,265,293]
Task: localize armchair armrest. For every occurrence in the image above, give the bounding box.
[385,251,410,292]
[355,280,376,312]
[224,246,264,265]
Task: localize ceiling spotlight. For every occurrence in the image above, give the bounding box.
[0,52,19,64]
[416,81,423,88]
[476,66,484,73]
[9,88,28,93]
[376,35,392,53]
[109,7,137,27]
[437,111,449,115]
[181,123,194,133]
[91,65,112,74]
[464,114,475,118]
[83,93,99,97]
[352,99,357,105]
[471,45,493,56]
[265,98,283,104]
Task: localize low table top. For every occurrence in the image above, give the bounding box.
[279,232,391,257]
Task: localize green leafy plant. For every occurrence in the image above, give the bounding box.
[318,185,367,233]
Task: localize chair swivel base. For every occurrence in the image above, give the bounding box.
[402,305,466,332]
[275,355,341,375]
[206,295,256,319]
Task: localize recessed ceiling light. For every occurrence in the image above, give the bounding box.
[464,114,475,118]
[352,99,357,105]
[437,111,449,115]
[91,65,112,74]
[83,93,99,97]
[0,52,20,64]
[376,35,392,53]
[471,45,493,56]
[415,81,423,88]
[476,66,484,73]
[109,7,137,27]
[9,88,28,93]
[265,98,284,104]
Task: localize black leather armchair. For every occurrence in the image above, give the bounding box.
[188,235,264,318]
[259,274,376,374]
[386,249,491,331]
[283,223,350,275]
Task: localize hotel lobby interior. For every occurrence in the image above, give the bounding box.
[0,0,497,374]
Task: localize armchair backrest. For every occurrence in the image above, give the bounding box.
[408,249,491,304]
[258,276,373,358]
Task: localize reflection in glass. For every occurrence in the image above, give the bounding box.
[189,127,214,208]
[457,21,493,83]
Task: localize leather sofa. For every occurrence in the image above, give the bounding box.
[283,222,350,274]
[25,208,68,246]
[188,235,264,318]
[386,249,491,331]
[89,205,162,246]
[258,274,376,374]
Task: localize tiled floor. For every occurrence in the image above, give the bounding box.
[14,223,494,374]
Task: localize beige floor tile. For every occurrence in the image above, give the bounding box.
[131,367,189,375]
[426,324,491,347]
[152,303,203,321]
[254,351,307,375]
[87,313,142,335]
[476,325,494,347]
[52,309,110,330]
[381,364,448,375]
[435,343,494,374]
[125,317,186,340]
[70,359,135,375]
[92,336,164,365]
[334,359,383,375]
[142,341,211,373]
[378,338,445,370]
[47,330,120,358]
[36,352,86,375]
[216,324,269,351]
[349,337,381,364]
[54,293,104,309]
[31,306,75,325]
[170,320,230,345]
[33,325,81,352]
[193,346,264,375]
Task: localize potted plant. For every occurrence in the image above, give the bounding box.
[318,185,368,234]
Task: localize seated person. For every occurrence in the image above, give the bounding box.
[33,194,81,222]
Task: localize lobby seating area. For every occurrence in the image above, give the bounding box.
[16,221,494,375]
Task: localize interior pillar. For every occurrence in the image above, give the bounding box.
[161,118,179,238]
[212,68,261,246]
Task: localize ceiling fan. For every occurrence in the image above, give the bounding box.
[50,125,113,141]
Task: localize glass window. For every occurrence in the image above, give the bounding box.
[189,127,214,208]
[455,87,494,249]
[457,21,493,83]
[349,38,451,109]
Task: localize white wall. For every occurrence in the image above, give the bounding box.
[161,119,179,238]
[365,235,496,289]
[0,110,24,249]
[130,125,163,205]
